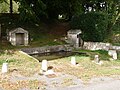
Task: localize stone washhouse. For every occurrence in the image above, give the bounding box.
[67,29,83,48]
[8,27,29,46]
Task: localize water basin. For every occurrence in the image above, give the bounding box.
[31,51,87,62]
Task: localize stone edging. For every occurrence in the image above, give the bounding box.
[21,45,73,55]
[19,51,39,62]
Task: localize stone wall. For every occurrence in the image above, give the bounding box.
[21,42,120,55]
[83,42,120,51]
[21,45,73,55]
[112,46,120,51]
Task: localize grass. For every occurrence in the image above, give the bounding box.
[1,31,66,50]
[0,50,120,90]
[49,51,120,81]
[75,49,111,60]
[0,51,43,90]
[0,51,40,76]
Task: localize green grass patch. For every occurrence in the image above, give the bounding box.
[49,53,120,81]
[75,49,111,61]
[0,59,15,65]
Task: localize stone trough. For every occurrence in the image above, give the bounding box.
[21,45,73,55]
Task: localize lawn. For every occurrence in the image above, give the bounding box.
[0,50,40,76]
[0,50,120,90]
[49,53,120,81]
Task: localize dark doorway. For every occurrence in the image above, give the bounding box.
[16,33,24,45]
[77,34,84,47]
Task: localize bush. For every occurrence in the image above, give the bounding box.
[70,12,108,42]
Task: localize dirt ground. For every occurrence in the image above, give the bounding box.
[1,70,120,90]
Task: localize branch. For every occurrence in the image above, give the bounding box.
[113,12,120,26]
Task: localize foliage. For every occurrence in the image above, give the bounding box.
[0,0,19,13]
[70,12,108,42]
[18,0,46,23]
[0,0,9,13]
[0,0,120,43]
[77,49,110,61]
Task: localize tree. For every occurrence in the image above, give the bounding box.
[10,0,13,14]
[0,0,9,13]
[18,0,46,22]
[17,0,84,21]
[106,0,120,33]
[0,24,1,38]
[70,12,108,42]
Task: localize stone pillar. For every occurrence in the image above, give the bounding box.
[108,50,117,60]
[1,63,8,73]
[94,55,100,63]
[113,53,117,60]
[24,33,29,46]
[12,34,16,46]
[76,36,79,48]
[71,57,76,65]
[41,60,47,71]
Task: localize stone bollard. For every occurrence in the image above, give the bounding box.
[71,57,76,65]
[94,55,100,63]
[41,60,47,71]
[108,50,117,60]
[2,63,8,73]
[113,53,117,60]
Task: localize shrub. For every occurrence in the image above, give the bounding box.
[70,12,108,42]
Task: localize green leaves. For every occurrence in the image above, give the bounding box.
[70,12,108,42]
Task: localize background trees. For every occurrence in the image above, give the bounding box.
[0,0,18,13]
[70,12,108,42]
[70,0,120,42]
[0,0,120,42]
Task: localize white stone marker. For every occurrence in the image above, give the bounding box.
[108,50,117,60]
[2,63,8,73]
[113,53,117,60]
[71,57,76,65]
[94,55,99,63]
[41,60,47,71]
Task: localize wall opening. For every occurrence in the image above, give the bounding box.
[16,33,24,45]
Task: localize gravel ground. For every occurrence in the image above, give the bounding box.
[1,72,120,90]
[53,80,120,90]
[49,77,120,90]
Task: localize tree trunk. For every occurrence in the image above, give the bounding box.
[0,24,1,38]
[10,0,13,14]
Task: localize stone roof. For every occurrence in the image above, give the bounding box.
[67,29,82,34]
[9,27,28,34]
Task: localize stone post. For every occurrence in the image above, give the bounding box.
[71,57,76,65]
[41,60,47,71]
[2,63,8,73]
[76,36,79,48]
[113,52,117,60]
[108,50,117,60]
[94,55,100,63]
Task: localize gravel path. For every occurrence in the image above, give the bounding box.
[53,80,120,90]
[1,72,120,90]
[47,76,120,90]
